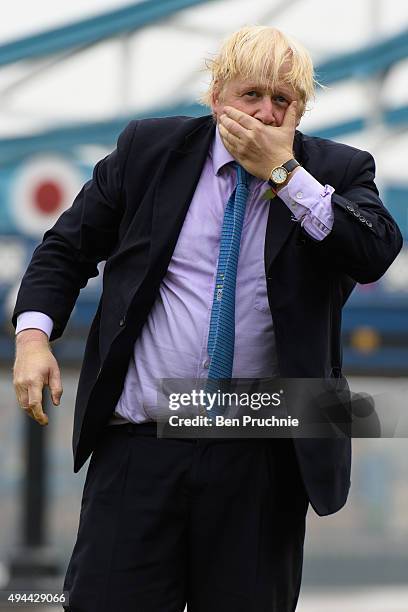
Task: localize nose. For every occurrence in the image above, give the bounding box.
[254,97,277,126]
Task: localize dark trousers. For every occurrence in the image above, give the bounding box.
[63,423,309,612]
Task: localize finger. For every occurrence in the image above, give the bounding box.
[218,123,240,152]
[219,114,247,140]
[218,121,239,143]
[223,106,256,130]
[49,368,63,406]
[16,385,29,411]
[27,383,48,425]
[18,391,36,421]
[14,378,38,419]
[24,407,36,421]
[282,101,298,130]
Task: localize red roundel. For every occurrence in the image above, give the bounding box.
[11,155,83,238]
[33,181,64,215]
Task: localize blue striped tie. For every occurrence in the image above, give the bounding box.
[205,163,251,416]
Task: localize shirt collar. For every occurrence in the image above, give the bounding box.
[211,123,235,175]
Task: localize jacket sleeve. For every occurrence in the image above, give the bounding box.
[11,121,137,341]
[302,148,403,283]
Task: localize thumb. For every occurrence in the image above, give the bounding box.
[49,366,63,406]
[282,100,297,129]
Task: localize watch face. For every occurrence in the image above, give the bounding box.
[271,166,288,184]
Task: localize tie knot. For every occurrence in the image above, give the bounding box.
[234,163,251,188]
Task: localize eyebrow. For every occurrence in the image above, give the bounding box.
[239,83,293,98]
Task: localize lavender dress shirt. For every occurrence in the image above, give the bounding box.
[16,126,335,424]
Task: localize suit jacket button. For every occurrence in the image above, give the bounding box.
[359,217,366,223]
[366,221,373,228]
[346,205,354,212]
[119,316,126,326]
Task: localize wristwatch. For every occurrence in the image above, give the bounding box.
[268,158,300,190]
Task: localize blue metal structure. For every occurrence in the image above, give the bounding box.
[0,2,406,373]
[316,28,408,83]
[0,0,216,66]
[0,3,405,157]
[0,104,408,166]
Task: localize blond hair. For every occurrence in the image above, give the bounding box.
[200,26,318,116]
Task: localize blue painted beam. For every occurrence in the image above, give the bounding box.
[384,186,408,240]
[0,102,204,164]
[0,0,405,87]
[312,118,366,140]
[343,347,408,372]
[384,104,408,125]
[1,102,407,165]
[0,0,214,67]
[317,28,408,84]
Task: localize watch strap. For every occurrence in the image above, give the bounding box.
[268,158,300,190]
[282,158,300,173]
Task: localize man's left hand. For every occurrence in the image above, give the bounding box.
[218,102,298,181]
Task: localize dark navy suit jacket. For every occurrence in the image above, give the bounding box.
[12,114,403,515]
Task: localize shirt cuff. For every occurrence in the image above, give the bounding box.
[16,311,54,338]
[278,167,335,241]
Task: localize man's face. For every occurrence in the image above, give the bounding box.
[211,76,301,127]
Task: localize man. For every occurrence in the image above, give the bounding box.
[12,26,402,612]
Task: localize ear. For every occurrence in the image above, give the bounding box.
[211,79,223,114]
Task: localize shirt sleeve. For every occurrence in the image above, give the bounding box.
[15,311,54,338]
[278,167,335,241]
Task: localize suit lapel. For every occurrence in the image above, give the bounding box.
[148,116,216,277]
[264,130,306,272]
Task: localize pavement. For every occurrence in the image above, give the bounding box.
[297,586,408,611]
